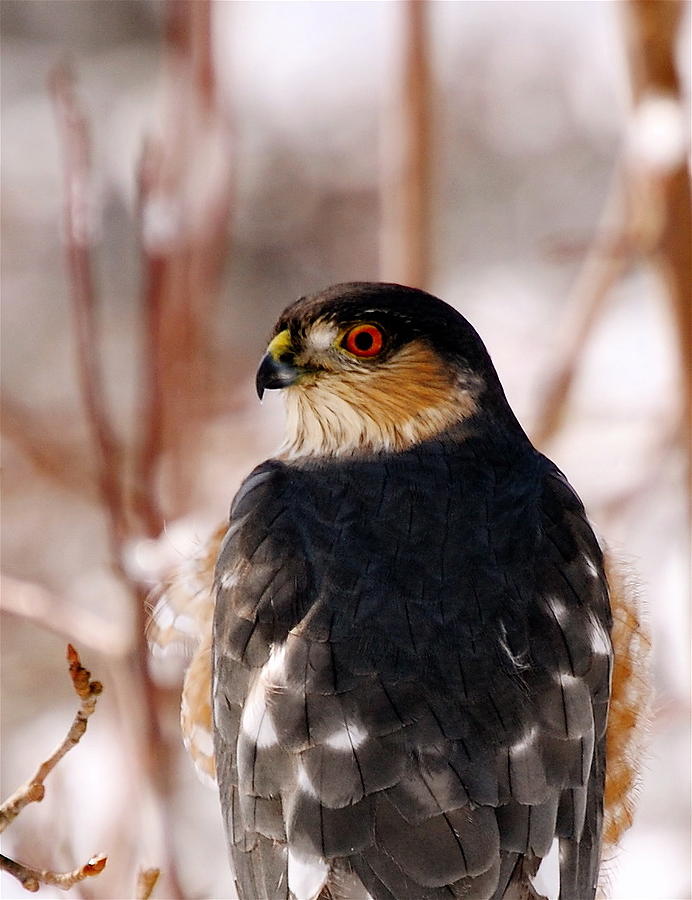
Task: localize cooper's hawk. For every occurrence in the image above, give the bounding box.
[151,283,650,900]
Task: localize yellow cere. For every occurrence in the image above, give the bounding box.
[266,329,293,360]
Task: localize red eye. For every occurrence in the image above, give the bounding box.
[343,324,384,358]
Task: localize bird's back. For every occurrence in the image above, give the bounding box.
[212,425,612,900]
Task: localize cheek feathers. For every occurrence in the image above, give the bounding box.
[280,340,479,458]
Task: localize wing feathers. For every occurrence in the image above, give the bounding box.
[212,456,613,900]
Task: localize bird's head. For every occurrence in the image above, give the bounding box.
[256,282,508,458]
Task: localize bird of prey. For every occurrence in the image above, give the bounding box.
[151,282,650,900]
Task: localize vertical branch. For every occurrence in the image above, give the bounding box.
[49,66,128,557]
[136,0,233,517]
[133,140,167,538]
[623,0,691,490]
[50,61,188,900]
[379,0,432,289]
[533,0,690,477]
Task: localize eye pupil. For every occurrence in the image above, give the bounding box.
[354,331,373,351]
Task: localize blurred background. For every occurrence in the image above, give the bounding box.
[1,2,689,898]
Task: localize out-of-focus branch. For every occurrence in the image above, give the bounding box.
[136,867,161,900]
[0,645,103,832]
[0,394,96,499]
[533,0,690,467]
[531,174,632,446]
[49,65,129,560]
[0,646,107,893]
[623,0,691,492]
[0,851,107,894]
[48,68,178,889]
[0,575,132,657]
[379,0,432,289]
[135,0,233,518]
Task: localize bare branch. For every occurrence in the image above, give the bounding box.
[379,0,431,288]
[48,64,128,560]
[532,1,691,466]
[531,174,632,446]
[0,574,132,657]
[0,393,96,499]
[136,867,161,900]
[0,852,107,894]
[0,645,102,833]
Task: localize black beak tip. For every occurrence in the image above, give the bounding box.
[255,353,299,400]
[255,370,266,401]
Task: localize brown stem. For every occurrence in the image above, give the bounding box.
[0,646,102,833]
[0,851,107,894]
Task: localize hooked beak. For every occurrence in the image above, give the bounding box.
[255,329,301,400]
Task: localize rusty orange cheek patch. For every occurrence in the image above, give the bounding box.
[602,554,652,856]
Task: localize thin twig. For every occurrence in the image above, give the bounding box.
[0,851,107,894]
[136,867,161,900]
[0,645,102,833]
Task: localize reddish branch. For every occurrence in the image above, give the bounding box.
[49,65,128,558]
[380,0,431,289]
[0,394,96,498]
[623,0,691,489]
[0,646,107,893]
[135,0,232,518]
[48,60,186,899]
[533,0,691,470]
[21,6,232,898]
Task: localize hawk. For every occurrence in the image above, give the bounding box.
[151,282,650,900]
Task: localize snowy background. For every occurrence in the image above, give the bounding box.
[1,2,689,899]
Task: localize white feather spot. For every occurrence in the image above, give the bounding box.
[531,837,560,900]
[261,642,288,686]
[511,725,537,756]
[297,761,318,798]
[172,614,199,637]
[589,615,612,657]
[153,602,176,629]
[583,555,599,579]
[287,848,329,900]
[308,323,338,351]
[324,721,368,751]
[547,595,570,625]
[241,679,278,748]
[219,569,241,591]
[555,671,581,690]
[190,724,214,758]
